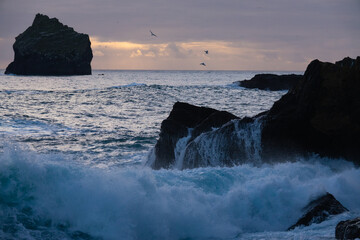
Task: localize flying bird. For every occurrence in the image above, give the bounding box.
[204,50,209,54]
[150,30,157,37]
[200,62,206,66]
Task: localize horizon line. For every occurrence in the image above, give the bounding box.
[0,68,305,73]
[91,69,304,72]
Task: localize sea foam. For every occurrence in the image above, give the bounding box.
[0,144,359,240]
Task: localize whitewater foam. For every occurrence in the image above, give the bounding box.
[175,119,264,169]
[1,144,359,240]
[234,118,263,164]
[173,128,193,169]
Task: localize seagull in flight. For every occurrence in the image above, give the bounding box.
[150,30,157,37]
[200,62,206,66]
[204,50,209,54]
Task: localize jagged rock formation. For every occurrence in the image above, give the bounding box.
[150,102,239,169]
[261,57,360,163]
[288,193,348,230]
[179,116,261,169]
[5,13,92,76]
[336,217,360,240]
[150,57,360,169]
[148,101,261,169]
[235,74,303,91]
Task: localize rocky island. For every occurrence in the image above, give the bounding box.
[5,13,92,76]
[235,73,303,91]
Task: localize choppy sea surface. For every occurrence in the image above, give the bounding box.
[0,70,359,240]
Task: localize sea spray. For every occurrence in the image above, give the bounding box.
[179,119,263,169]
[1,144,359,240]
[234,118,263,164]
[173,128,193,169]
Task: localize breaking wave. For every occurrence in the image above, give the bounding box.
[1,143,359,240]
[172,119,263,169]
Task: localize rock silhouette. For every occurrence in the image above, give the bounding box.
[235,73,302,91]
[150,57,360,169]
[5,14,92,76]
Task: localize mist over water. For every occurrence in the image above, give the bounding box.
[1,70,359,240]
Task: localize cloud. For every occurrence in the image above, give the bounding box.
[93,50,104,57]
[144,52,156,58]
[91,38,151,50]
[0,0,359,69]
[89,37,316,70]
[130,49,142,58]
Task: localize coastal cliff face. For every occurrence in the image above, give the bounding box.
[5,14,92,76]
[150,57,360,170]
[262,57,360,163]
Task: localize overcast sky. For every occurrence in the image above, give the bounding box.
[1,0,359,70]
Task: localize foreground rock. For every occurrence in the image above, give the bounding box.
[149,101,260,169]
[336,217,360,239]
[261,57,360,163]
[150,102,238,169]
[236,74,303,91]
[150,57,360,169]
[5,13,92,76]
[288,193,348,230]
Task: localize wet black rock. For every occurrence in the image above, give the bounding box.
[335,217,360,240]
[288,193,348,230]
[261,57,360,164]
[181,116,258,169]
[5,13,92,76]
[235,74,303,91]
[150,102,239,169]
[150,57,360,170]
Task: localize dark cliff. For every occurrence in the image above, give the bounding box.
[150,57,360,169]
[5,13,93,76]
[262,57,360,163]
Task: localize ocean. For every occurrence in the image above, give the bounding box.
[0,70,359,240]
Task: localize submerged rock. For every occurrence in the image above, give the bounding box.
[261,57,360,164]
[288,193,348,230]
[5,13,92,76]
[335,217,360,240]
[235,73,303,91]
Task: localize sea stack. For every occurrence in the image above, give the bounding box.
[5,13,93,76]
